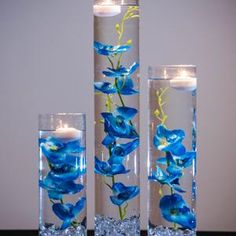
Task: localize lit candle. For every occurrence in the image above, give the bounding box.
[53,123,82,141]
[93,0,121,17]
[170,70,197,91]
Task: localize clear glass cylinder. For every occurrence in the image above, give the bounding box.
[93,0,140,235]
[39,113,86,236]
[148,66,197,236]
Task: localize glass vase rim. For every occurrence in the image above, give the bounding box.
[93,0,139,6]
[148,65,197,80]
[38,113,86,117]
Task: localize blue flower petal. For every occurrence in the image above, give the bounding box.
[102,63,139,78]
[117,77,139,95]
[49,166,86,182]
[160,193,196,229]
[94,41,131,56]
[102,134,116,147]
[52,198,86,230]
[153,125,185,153]
[148,165,184,192]
[61,219,72,230]
[175,151,196,168]
[110,196,126,206]
[129,62,139,75]
[48,191,63,200]
[116,106,138,120]
[101,111,138,139]
[111,138,139,161]
[72,197,86,216]
[166,165,183,177]
[95,157,130,176]
[52,203,74,221]
[39,175,84,195]
[94,82,117,94]
[40,137,84,168]
[110,183,140,206]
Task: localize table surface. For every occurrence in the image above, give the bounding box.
[0,231,235,236]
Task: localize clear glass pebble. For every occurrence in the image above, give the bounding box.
[39,225,86,236]
[95,215,140,236]
[149,226,196,236]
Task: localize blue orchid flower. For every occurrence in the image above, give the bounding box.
[116,76,139,95]
[110,183,140,206]
[94,41,131,56]
[160,194,196,229]
[39,174,84,200]
[94,82,116,94]
[148,165,185,193]
[94,77,138,95]
[153,125,185,154]
[101,106,138,139]
[157,151,196,169]
[103,62,139,78]
[108,138,139,164]
[40,136,85,167]
[52,197,86,230]
[173,151,196,168]
[95,157,130,177]
[48,164,86,182]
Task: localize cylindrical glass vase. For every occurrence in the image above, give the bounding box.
[148,66,197,236]
[93,0,140,235]
[39,113,86,236]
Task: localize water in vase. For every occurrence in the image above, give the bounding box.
[94,2,140,235]
[148,66,197,236]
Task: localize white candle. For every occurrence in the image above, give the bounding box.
[53,124,82,141]
[170,70,197,91]
[93,0,121,17]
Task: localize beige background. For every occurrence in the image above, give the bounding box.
[0,0,236,231]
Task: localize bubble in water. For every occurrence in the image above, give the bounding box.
[95,215,140,236]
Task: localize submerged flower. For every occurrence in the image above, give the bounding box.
[39,174,84,200]
[148,165,184,193]
[94,82,116,94]
[48,164,86,182]
[160,193,196,229]
[173,151,196,168]
[103,62,139,78]
[94,41,131,56]
[94,77,138,95]
[116,76,139,95]
[110,182,139,206]
[95,156,130,177]
[40,136,85,167]
[109,138,139,164]
[102,106,138,139]
[52,197,86,230]
[153,125,185,154]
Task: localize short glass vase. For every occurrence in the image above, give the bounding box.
[39,113,86,236]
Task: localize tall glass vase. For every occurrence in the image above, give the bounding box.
[39,113,86,236]
[93,0,140,235]
[148,66,197,236]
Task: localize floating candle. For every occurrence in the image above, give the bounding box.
[93,0,121,17]
[170,70,197,91]
[53,124,81,141]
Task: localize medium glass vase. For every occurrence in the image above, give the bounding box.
[148,66,197,236]
[93,0,140,235]
[39,113,86,236]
